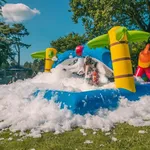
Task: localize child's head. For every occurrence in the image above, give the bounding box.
[85,56,92,64]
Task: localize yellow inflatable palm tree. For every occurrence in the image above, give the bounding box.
[31,48,57,72]
[87,26,150,92]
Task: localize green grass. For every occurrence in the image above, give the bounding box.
[0,123,150,150]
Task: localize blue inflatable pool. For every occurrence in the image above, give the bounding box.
[33,45,150,115]
[34,83,150,115]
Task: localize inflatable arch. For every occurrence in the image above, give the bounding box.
[52,45,112,70]
[31,45,113,72]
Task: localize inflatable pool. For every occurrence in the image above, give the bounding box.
[34,83,150,115]
[31,26,150,115]
[32,44,150,115]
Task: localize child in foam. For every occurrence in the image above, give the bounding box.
[84,56,93,83]
[92,68,99,85]
[84,56,100,85]
[135,41,150,80]
[85,71,92,84]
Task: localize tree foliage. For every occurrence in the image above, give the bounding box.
[69,0,150,38]
[50,32,88,53]
[24,59,44,73]
[0,0,5,16]
[69,0,150,69]
[130,42,146,69]
[0,22,31,67]
[0,41,14,67]
[0,1,13,67]
[24,61,32,69]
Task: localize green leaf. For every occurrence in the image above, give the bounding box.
[49,51,54,58]
[31,51,45,59]
[128,31,150,42]
[87,34,109,48]
[116,27,128,41]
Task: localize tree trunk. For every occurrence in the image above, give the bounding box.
[17,44,20,67]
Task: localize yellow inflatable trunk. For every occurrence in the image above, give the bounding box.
[45,48,57,72]
[108,26,136,92]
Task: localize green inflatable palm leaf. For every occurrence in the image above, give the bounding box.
[49,51,54,58]
[128,31,150,42]
[87,34,109,49]
[31,51,45,59]
[88,27,150,49]
[116,27,128,41]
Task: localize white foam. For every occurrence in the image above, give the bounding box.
[138,130,147,134]
[84,140,93,144]
[111,137,117,142]
[0,66,150,138]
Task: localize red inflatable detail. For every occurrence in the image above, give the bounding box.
[135,66,150,79]
[75,45,84,56]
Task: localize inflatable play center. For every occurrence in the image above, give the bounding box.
[31,26,150,115]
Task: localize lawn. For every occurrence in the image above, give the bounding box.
[0,123,150,150]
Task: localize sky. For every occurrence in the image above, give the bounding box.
[2,0,85,65]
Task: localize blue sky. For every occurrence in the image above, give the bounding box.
[3,0,85,65]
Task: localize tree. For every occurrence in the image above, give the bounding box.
[0,61,9,69]
[9,24,31,66]
[69,0,150,38]
[0,0,5,16]
[0,23,31,67]
[50,32,88,53]
[23,59,44,78]
[69,0,150,68]
[31,59,44,73]
[0,23,15,67]
[9,60,17,67]
[0,1,14,68]
[0,1,30,68]
[130,42,145,69]
[0,41,14,67]
[23,61,33,78]
[24,61,32,69]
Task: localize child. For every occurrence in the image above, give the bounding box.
[85,71,92,84]
[84,56,92,76]
[92,68,99,86]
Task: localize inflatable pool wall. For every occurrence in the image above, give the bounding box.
[34,83,150,115]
